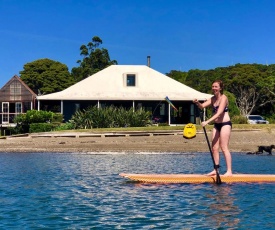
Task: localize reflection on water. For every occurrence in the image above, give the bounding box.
[204,185,241,228]
[0,152,274,229]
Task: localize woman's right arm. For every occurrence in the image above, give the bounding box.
[193,98,212,109]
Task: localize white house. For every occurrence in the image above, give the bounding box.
[37,65,212,125]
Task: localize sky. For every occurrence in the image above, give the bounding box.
[1,0,275,87]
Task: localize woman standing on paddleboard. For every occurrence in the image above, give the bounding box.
[193,80,233,176]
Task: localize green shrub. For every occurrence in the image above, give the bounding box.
[265,113,275,124]
[14,110,63,124]
[13,110,64,134]
[29,123,57,133]
[54,122,75,131]
[7,125,29,135]
[52,113,63,123]
[225,91,240,117]
[231,115,248,124]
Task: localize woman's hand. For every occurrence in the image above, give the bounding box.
[201,121,207,127]
[193,99,200,108]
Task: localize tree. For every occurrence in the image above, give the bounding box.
[185,69,213,93]
[224,90,240,117]
[71,36,118,82]
[166,70,188,84]
[20,58,75,94]
[225,64,275,116]
[168,64,275,117]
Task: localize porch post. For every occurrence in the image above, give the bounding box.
[37,100,40,111]
[132,100,135,112]
[168,104,171,125]
[61,100,63,114]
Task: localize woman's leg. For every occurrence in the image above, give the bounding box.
[206,128,220,176]
[220,125,232,176]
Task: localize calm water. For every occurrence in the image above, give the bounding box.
[0,152,274,229]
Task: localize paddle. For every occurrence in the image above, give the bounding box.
[165,96,178,112]
[200,111,222,185]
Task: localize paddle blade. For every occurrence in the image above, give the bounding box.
[183,123,196,139]
[165,96,178,111]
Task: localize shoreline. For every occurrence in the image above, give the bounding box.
[1,129,275,154]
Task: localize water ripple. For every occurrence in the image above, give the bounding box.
[0,152,274,229]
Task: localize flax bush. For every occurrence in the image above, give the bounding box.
[69,106,152,129]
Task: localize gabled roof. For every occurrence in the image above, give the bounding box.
[0,75,37,97]
[37,65,212,101]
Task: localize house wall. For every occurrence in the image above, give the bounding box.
[45,100,197,125]
[0,76,37,127]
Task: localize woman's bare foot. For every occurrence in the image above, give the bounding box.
[206,170,217,176]
[223,171,233,176]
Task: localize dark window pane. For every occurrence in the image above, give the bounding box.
[127,74,135,86]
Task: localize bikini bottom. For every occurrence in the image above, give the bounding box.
[214,121,232,132]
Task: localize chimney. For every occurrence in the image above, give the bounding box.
[147,56,151,67]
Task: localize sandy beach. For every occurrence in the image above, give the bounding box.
[1,129,275,154]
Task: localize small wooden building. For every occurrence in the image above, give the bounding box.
[0,75,36,130]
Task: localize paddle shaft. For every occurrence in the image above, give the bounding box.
[200,112,222,184]
[202,127,216,166]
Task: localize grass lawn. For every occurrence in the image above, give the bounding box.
[55,124,275,133]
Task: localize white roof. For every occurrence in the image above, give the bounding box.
[37,65,212,101]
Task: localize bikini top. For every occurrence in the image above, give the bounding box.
[213,105,229,113]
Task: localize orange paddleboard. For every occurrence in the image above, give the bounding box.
[119,173,275,184]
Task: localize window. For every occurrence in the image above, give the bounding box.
[10,82,21,100]
[2,102,8,113]
[3,114,8,123]
[127,74,136,86]
[15,102,22,114]
[2,102,9,123]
